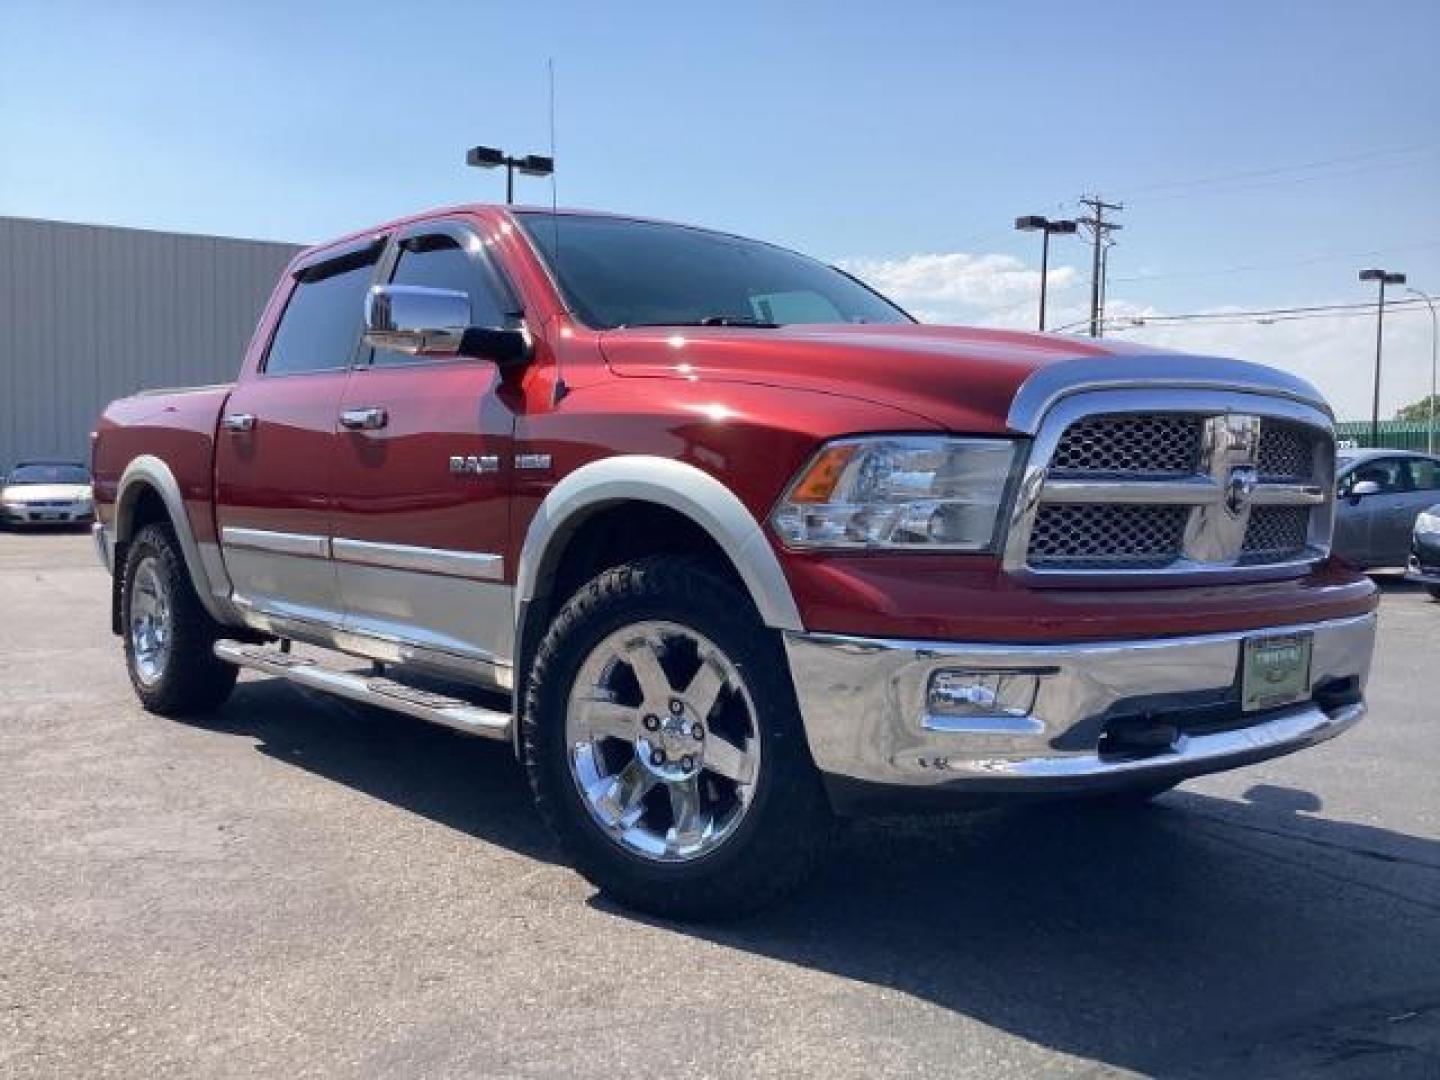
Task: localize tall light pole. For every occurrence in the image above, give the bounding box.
[1359,268,1407,448]
[1015,216,1077,331]
[1408,287,1438,454]
[465,145,555,204]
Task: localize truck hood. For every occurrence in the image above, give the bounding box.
[598,323,1325,434]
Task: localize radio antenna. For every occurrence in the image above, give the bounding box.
[547,57,568,405]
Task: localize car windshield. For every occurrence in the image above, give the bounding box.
[516,213,912,331]
[7,464,89,486]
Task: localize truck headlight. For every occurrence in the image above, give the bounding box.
[770,436,1020,551]
[1416,511,1440,537]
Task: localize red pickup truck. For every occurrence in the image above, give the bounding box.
[93,205,1377,917]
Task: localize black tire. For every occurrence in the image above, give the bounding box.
[522,555,834,921]
[121,523,237,716]
[1427,585,1440,601]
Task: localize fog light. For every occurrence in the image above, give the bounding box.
[927,669,1040,718]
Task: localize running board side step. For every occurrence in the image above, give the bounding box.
[214,639,511,740]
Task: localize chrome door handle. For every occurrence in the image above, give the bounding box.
[221,413,256,433]
[339,406,388,431]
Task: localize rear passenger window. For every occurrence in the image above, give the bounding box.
[370,235,513,367]
[264,253,377,375]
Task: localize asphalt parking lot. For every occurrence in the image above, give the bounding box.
[1,530,1437,1079]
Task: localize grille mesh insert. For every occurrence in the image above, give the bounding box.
[1049,414,1202,478]
[1241,506,1310,562]
[1257,422,1317,482]
[1028,503,1188,568]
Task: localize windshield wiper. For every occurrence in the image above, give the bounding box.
[619,316,781,329]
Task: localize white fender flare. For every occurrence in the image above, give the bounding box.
[114,455,238,625]
[515,455,805,633]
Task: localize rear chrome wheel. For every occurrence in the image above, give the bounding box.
[566,620,761,863]
[128,557,172,686]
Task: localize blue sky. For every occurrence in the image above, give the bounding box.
[3,0,1438,417]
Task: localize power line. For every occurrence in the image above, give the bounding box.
[1127,152,1437,205]
[1124,143,1435,197]
[1051,296,1430,334]
[1110,238,1440,284]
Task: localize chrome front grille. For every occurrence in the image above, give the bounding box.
[1049,414,1202,478]
[1010,398,1335,581]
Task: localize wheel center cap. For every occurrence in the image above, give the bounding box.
[638,706,703,779]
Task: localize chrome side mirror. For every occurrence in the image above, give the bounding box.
[364,285,471,357]
[363,284,531,366]
[1349,479,1382,499]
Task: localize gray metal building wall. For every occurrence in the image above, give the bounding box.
[0,216,301,471]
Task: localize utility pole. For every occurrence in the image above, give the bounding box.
[1078,196,1123,337]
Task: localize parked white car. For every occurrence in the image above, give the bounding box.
[0,461,94,526]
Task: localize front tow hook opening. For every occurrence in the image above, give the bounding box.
[1097,716,1181,760]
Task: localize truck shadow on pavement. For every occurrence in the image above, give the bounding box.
[200,678,1440,1078]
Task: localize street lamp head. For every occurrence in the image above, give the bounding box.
[517,154,555,177]
[1048,219,1078,235]
[1015,215,1048,232]
[465,145,505,169]
[1361,268,1408,285]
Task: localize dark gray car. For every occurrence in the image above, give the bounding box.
[1333,448,1440,568]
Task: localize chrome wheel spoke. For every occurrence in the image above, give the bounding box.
[683,654,727,721]
[575,695,636,741]
[666,776,709,852]
[702,732,754,784]
[624,637,673,703]
[592,760,655,828]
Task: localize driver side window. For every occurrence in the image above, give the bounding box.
[1347,458,1407,495]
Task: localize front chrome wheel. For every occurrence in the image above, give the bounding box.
[566,620,761,863]
[128,556,172,686]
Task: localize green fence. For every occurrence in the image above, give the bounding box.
[1334,420,1438,452]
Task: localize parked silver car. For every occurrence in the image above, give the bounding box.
[0,461,94,526]
[1333,449,1440,569]
[1407,503,1440,599]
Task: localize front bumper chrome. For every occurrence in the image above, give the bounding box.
[784,613,1375,811]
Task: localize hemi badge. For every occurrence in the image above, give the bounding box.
[514,453,552,471]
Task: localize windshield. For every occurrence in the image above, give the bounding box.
[7,464,89,486]
[516,213,912,331]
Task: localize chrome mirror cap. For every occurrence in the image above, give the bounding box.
[363,284,471,356]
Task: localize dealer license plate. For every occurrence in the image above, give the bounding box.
[1242,632,1313,712]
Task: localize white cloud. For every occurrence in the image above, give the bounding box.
[841,252,1437,421]
[840,252,1077,323]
